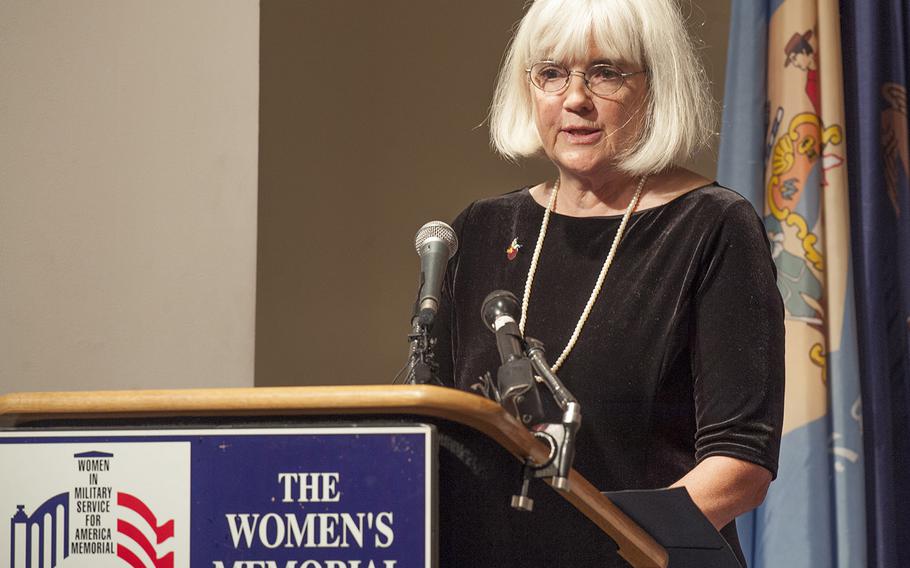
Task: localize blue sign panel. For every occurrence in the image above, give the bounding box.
[0,425,435,568]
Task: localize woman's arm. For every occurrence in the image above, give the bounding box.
[670,455,772,529]
[682,198,785,530]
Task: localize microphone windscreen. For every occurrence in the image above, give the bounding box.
[481,290,521,331]
[415,221,458,259]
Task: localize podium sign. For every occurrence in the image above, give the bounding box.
[1,425,435,568]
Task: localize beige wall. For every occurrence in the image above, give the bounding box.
[0,1,259,392]
[256,0,731,387]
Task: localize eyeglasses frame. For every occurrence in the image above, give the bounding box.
[526,61,647,98]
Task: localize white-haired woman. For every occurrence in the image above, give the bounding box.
[432,0,784,564]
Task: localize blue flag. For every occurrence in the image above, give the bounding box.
[840,1,910,567]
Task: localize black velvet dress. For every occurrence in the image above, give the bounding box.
[431,183,785,563]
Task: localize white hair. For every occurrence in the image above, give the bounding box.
[489,0,715,175]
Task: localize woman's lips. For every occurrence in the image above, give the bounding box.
[560,128,602,144]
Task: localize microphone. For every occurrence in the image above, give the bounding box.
[413,221,458,327]
[481,290,545,426]
[481,290,525,360]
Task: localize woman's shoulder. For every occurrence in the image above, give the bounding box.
[643,183,769,261]
[451,186,531,227]
[467,186,530,211]
[638,167,754,219]
[675,181,748,208]
[683,183,753,207]
[664,183,762,223]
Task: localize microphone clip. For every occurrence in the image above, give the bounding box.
[403,316,442,386]
[471,352,540,427]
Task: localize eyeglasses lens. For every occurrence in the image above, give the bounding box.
[529,63,624,96]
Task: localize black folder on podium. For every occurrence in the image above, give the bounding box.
[606,487,743,567]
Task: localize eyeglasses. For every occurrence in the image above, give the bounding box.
[527,61,646,98]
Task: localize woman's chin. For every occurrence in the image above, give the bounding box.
[553,154,612,178]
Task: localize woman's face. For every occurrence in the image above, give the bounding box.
[530,55,648,179]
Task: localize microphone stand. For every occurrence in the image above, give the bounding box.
[476,290,582,510]
[403,315,441,386]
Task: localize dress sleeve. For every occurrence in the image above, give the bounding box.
[691,199,786,478]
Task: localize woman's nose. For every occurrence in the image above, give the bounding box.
[562,73,594,112]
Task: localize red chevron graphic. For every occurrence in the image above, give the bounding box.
[117,542,174,568]
[118,519,175,568]
[116,492,175,568]
[117,492,174,543]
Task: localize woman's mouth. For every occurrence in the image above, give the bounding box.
[561,127,602,144]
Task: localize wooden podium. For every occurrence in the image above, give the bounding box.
[0,385,668,567]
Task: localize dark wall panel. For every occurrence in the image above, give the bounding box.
[257,1,730,386]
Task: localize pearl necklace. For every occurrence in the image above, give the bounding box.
[519,175,648,372]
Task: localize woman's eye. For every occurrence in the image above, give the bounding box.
[591,66,621,81]
[538,66,566,80]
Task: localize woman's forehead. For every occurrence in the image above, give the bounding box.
[526,23,642,67]
[529,46,639,70]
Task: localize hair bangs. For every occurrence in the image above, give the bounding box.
[586,1,645,68]
[523,0,644,68]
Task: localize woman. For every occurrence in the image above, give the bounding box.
[432,0,785,564]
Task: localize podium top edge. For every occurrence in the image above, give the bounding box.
[0,384,496,421]
[0,384,668,568]
[0,385,539,455]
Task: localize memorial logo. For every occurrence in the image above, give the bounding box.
[2,441,190,568]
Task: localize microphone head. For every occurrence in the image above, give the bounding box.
[481,290,521,331]
[415,221,458,260]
